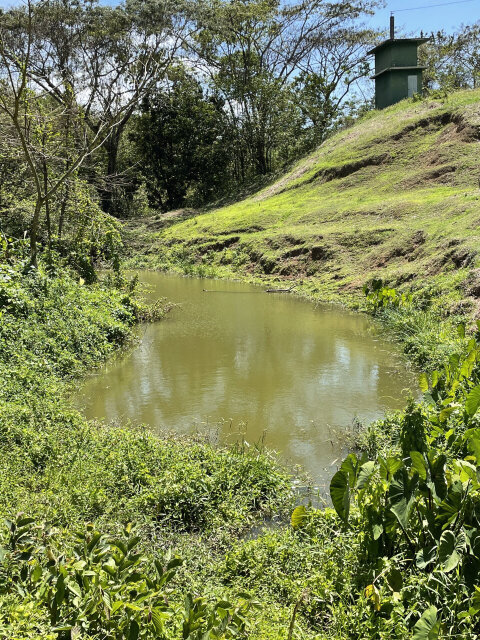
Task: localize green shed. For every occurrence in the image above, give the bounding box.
[368,17,429,110]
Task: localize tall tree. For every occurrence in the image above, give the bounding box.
[131,67,231,210]
[0,0,178,262]
[187,0,378,179]
[12,0,185,213]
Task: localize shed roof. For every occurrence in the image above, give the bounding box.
[367,37,430,56]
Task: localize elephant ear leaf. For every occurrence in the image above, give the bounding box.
[413,606,440,640]
[389,467,418,529]
[410,451,427,480]
[355,461,375,490]
[428,454,447,501]
[291,506,307,530]
[438,529,466,573]
[330,469,350,523]
[466,385,480,417]
[419,373,429,393]
[416,545,436,570]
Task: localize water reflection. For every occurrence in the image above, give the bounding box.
[75,273,414,485]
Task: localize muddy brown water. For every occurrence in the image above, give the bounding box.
[75,272,415,488]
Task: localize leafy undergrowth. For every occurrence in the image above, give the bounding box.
[207,317,480,639]
[0,242,294,639]
[124,89,480,369]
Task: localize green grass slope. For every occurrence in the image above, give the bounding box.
[127,89,480,313]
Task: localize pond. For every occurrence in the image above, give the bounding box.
[75,272,415,488]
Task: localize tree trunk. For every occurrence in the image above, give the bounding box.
[58,179,69,240]
[101,129,122,214]
[42,158,51,250]
[255,139,268,175]
[30,198,44,265]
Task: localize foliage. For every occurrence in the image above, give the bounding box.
[185,0,378,184]
[363,279,413,313]
[130,67,232,211]
[325,312,480,637]
[420,23,480,92]
[0,516,257,639]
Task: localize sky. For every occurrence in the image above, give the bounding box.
[368,0,479,35]
[0,0,478,34]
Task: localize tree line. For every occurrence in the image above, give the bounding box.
[0,0,479,266]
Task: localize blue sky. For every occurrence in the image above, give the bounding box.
[368,0,479,35]
[0,0,478,34]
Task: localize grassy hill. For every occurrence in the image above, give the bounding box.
[126,89,480,313]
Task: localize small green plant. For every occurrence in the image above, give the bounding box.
[363,279,413,314]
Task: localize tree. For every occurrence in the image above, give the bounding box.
[420,22,480,92]
[292,26,375,151]
[131,67,232,210]
[0,0,174,262]
[186,0,379,180]
[12,0,185,213]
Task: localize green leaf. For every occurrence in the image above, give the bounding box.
[410,451,427,480]
[468,434,480,465]
[128,620,140,640]
[468,529,480,558]
[355,461,375,490]
[413,606,440,640]
[449,353,460,371]
[330,469,350,523]
[438,529,466,572]
[438,479,464,526]
[466,386,480,417]
[419,373,429,393]
[386,568,403,593]
[110,539,128,555]
[17,517,35,528]
[457,323,466,339]
[389,467,418,529]
[66,581,81,598]
[379,456,402,483]
[127,536,141,551]
[151,608,166,633]
[439,406,455,423]
[55,574,65,607]
[291,506,308,530]
[372,523,383,540]
[428,454,447,501]
[111,601,124,614]
[416,546,436,569]
[31,563,42,583]
[166,557,183,571]
[340,453,359,488]
[87,532,102,552]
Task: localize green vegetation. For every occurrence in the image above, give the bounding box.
[126,90,480,302]
[2,0,480,633]
[7,223,480,637]
[322,322,480,639]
